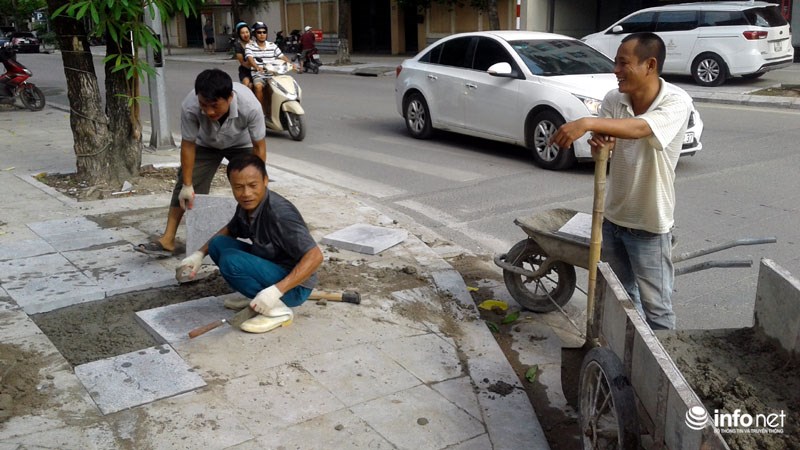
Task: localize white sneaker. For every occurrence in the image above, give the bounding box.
[239,313,293,334]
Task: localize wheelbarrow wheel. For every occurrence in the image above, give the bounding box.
[503,239,576,312]
[579,347,640,450]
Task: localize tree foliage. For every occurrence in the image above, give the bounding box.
[47,0,200,185]
[0,0,47,28]
[53,0,199,86]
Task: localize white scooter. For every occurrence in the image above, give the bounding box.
[254,59,305,141]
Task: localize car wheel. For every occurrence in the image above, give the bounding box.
[404,93,433,139]
[529,110,576,170]
[741,72,765,80]
[691,53,727,87]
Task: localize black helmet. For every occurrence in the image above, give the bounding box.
[252,21,267,33]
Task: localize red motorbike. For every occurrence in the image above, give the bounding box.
[0,44,46,111]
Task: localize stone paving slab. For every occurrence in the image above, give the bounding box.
[251,408,394,449]
[321,223,408,255]
[0,252,76,283]
[430,376,483,421]
[185,195,237,255]
[304,343,421,407]
[63,244,177,296]
[0,237,56,261]
[112,390,254,449]
[375,333,463,383]
[221,368,346,430]
[2,270,105,314]
[350,384,485,449]
[27,217,125,252]
[74,344,206,415]
[135,295,232,344]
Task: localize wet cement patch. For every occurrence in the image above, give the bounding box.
[31,274,233,366]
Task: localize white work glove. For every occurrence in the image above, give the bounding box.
[250,285,283,315]
[178,184,195,210]
[177,251,204,281]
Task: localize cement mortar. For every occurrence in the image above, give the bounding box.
[32,273,233,366]
[661,328,799,450]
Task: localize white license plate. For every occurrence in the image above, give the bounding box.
[683,132,694,145]
[312,54,320,60]
[774,40,783,52]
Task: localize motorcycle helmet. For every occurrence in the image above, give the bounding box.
[235,22,249,35]
[252,21,268,34]
[304,26,312,32]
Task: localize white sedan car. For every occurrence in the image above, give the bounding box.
[395,31,703,170]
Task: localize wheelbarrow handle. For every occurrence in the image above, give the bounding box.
[671,237,777,263]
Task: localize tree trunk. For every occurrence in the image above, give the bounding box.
[487,0,500,30]
[336,0,351,65]
[45,0,114,185]
[104,36,142,185]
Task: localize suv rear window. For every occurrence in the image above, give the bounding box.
[9,32,36,38]
[744,6,788,27]
[700,11,748,27]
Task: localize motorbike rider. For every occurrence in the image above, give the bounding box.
[300,25,316,70]
[232,22,253,88]
[245,21,294,116]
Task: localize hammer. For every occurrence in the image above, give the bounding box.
[308,289,361,304]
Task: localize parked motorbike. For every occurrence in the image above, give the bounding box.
[301,47,322,74]
[0,44,45,111]
[275,31,286,53]
[254,59,305,141]
[285,30,301,54]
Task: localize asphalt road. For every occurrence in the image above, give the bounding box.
[18,51,800,330]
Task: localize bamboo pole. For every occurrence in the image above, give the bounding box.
[586,143,610,345]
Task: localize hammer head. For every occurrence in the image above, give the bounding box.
[342,290,361,304]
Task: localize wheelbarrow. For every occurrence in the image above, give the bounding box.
[494,207,777,314]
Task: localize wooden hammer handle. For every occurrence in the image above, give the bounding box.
[188,319,225,339]
[309,290,361,304]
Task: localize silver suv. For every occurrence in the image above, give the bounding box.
[582,2,793,86]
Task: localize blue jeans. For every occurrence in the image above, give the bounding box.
[208,235,311,307]
[602,220,675,330]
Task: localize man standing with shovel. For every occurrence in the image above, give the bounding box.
[177,154,323,334]
[551,33,690,330]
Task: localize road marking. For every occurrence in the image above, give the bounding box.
[268,153,405,198]
[310,143,484,182]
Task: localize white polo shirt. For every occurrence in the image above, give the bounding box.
[600,79,690,234]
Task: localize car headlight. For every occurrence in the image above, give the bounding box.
[575,95,602,116]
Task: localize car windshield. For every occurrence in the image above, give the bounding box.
[510,39,614,76]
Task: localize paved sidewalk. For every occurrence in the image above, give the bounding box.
[0,109,550,447]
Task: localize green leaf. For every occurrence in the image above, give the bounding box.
[525,365,539,383]
[501,310,520,325]
[90,4,99,23]
[485,321,499,333]
[75,2,91,20]
[51,4,70,18]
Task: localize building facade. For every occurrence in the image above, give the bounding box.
[160,0,796,57]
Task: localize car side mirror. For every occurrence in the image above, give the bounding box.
[611,25,624,34]
[487,62,514,77]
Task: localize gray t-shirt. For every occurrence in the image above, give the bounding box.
[226,191,319,289]
[180,83,266,149]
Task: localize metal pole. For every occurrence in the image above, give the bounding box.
[144,8,176,151]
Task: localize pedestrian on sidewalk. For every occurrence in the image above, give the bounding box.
[550,32,690,330]
[177,154,323,333]
[204,18,216,53]
[233,22,254,88]
[135,68,266,258]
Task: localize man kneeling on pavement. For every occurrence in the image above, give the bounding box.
[178,154,323,334]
